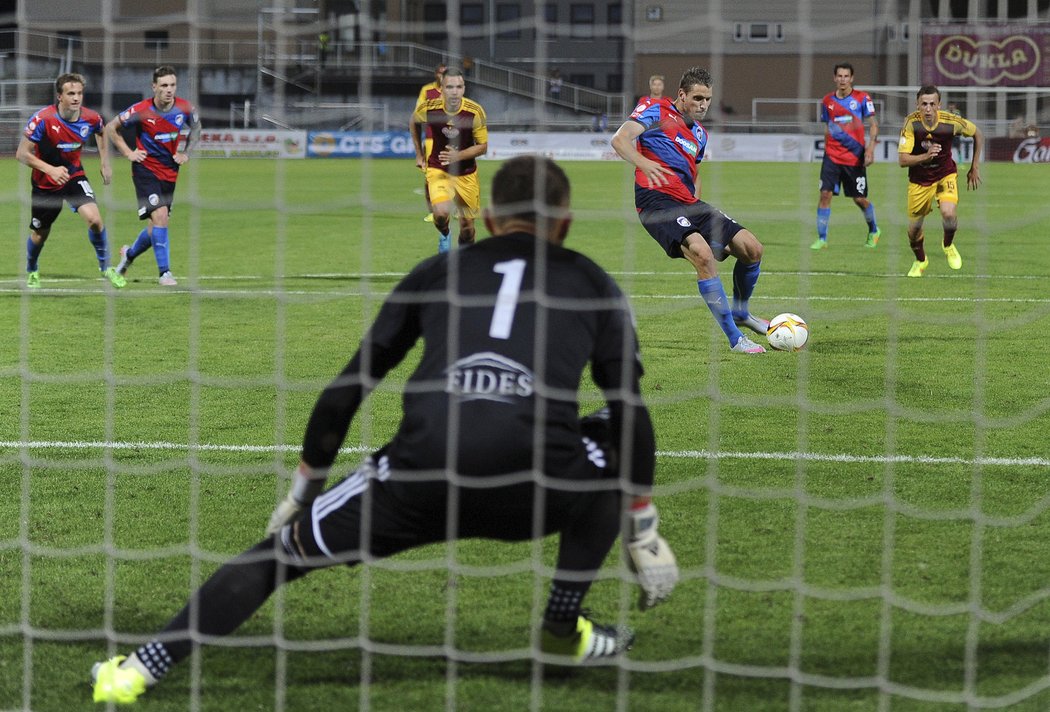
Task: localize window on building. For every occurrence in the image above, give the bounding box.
[144,30,168,50]
[461,3,484,26]
[58,30,82,49]
[497,4,522,39]
[570,3,595,39]
[607,3,623,33]
[568,72,594,88]
[543,3,558,38]
[423,3,447,43]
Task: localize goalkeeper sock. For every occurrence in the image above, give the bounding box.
[87,227,108,271]
[543,584,585,629]
[150,227,170,274]
[125,645,166,684]
[127,228,151,260]
[698,277,743,345]
[26,236,43,272]
[816,207,830,240]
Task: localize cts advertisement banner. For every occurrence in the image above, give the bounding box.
[922,24,1050,86]
[306,131,416,157]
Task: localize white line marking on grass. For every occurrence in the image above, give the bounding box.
[3,440,1047,468]
[3,284,1048,305]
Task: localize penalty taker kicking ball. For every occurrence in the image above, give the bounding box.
[766,313,809,352]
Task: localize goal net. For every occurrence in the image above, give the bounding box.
[5,3,1050,711]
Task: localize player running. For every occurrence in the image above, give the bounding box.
[898,85,984,277]
[17,73,125,289]
[105,65,200,286]
[410,67,488,253]
[611,66,768,355]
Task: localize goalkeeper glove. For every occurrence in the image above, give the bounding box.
[266,463,327,535]
[626,502,678,610]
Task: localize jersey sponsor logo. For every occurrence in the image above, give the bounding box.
[834,115,854,124]
[673,134,698,156]
[444,351,535,403]
[56,142,83,150]
[156,132,180,142]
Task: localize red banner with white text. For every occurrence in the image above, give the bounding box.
[922,24,1050,86]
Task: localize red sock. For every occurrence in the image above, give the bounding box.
[910,232,926,261]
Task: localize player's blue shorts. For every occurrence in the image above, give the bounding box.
[30,180,97,231]
[819,155,869,198]
[132,164,177,220]
[635,187,745,262]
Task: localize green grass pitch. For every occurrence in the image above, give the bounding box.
[2,154,1050,711]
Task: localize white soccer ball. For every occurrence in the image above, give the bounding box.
[766,313,809,352]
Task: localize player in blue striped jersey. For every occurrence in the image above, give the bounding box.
[612,66,768,354]
[17,73,125,289]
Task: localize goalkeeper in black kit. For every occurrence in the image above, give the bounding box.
[92,155,678,704]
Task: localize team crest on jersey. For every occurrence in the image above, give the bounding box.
[676,216,692,228]
[442,124,461,140]
[175,115,184,126]
[444,352,535,403]
[80,125,89,137]
[849,99,859,110]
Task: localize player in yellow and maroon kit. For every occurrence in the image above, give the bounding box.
[410,67,488,253]
[898,85,983,277]
[413,63,446,223]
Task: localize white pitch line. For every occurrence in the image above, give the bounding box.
[1,440,1046,469]
[2,285,1047,305]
